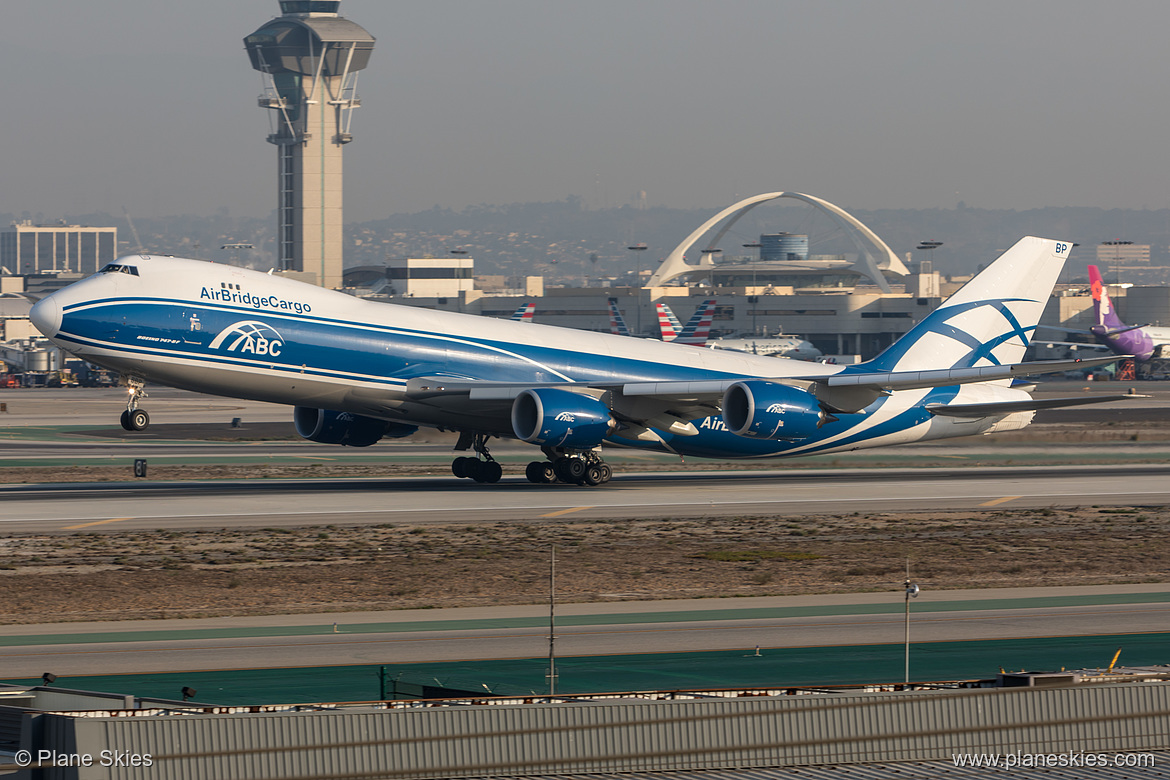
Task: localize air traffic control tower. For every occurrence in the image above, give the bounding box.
[244,1,375,289]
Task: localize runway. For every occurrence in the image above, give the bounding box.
[1,463,1170,533]
[1,585,1167,678]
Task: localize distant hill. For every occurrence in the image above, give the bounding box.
[8,202,1169,285]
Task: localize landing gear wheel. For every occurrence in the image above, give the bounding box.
[127,409,149,431]
[598,463,613,483]
[120,410,133,431]
[525,461,546,484]
[584,465,604,486]
[479,460,502,484]
[453,432,504,483]
[539,462,556,484]
[452,456,473,478]
[565,458,587,483]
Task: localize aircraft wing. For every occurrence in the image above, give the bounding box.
[404,355,1125,428]
[622,355,1124,412]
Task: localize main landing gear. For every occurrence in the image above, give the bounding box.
[525,449,612,486]
[119,379,150,432]
[449,435,614,486]
[451,432,503,484]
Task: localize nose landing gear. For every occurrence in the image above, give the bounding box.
[119,380,150,431]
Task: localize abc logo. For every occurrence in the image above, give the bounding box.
[209,321,285,357]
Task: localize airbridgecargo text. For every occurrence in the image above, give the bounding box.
[952,751,1154,770]
[200,287,312,314]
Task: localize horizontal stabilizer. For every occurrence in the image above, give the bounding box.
[821,355,1124,392]
[926,394,1137,418]
[1036,324,1093,336]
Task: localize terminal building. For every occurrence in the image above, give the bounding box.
[344,194,950,361]
[0,221,116,276]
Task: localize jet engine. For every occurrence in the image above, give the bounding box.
[293,407,417,447]
[511,388,614,449]
[721,381,835,441]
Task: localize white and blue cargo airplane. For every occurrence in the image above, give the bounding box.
[30,236,1124,486]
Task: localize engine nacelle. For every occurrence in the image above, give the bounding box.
[293,407,416,447]
[511,388,614,449]
[721,381,832,441]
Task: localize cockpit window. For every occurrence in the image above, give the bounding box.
[99,264,140,276]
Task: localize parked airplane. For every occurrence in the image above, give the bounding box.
[657,299,821,359]
[656,299,717,345]
[1085,265,1170,361]
[509,302,535,323]
[31,237,1124,486]
[1038,265,1170,364]
[707,332,822,361]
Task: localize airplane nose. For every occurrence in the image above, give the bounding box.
[30,296,62,338]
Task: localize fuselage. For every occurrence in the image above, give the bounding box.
[31,255,1027,459]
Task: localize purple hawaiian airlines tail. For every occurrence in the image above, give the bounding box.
[1089,265,1126,331]
[1088,264,1155,360]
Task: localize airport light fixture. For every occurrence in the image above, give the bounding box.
[41,672,57,686]
[916,241,943,268]
[221,243,255,267]
[182,686,197,702]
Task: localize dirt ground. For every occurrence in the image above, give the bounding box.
[1,505,1168,624]
[3,413,1170,625]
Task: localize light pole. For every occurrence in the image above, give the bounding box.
[903,559,920,685]
[627,244,648,333]
[547,545,558,696]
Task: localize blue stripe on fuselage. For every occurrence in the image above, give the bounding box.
[58,297,738,387]
[57,296,965,459]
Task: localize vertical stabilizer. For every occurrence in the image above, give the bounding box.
[860,237,1071,372]
[675,298,717,346]
[1088,265,1126,330]
[608,298,632,337]
[510,302,535,323]
[656,303,680,341]
[1087,265,1155,360]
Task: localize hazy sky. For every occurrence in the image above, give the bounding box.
[3,0,1169,221]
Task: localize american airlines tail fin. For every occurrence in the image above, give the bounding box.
[608,298,632,337]
[510,302,535,323]
[656,303,681,341]
[859,237,1072,373]
[658,299,717,345]
[675,299,717,346]
[1088,265,1127,331]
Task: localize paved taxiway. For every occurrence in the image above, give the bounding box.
[2,463,1170,533]
[0,585,1166,677]
[4,385,1170,684]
